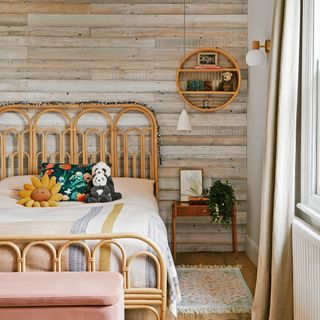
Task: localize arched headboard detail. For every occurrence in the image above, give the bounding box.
[0,102,159,198]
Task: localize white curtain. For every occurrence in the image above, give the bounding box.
[251,0,301,319]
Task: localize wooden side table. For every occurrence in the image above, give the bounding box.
[171,201,237,260]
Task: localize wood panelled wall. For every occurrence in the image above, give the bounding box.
[0,0,247,252]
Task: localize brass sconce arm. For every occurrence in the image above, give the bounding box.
[251,40,271,53]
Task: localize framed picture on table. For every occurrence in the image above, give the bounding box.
[179,169,203,201]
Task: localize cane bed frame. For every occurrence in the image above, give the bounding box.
[0,103,166,320]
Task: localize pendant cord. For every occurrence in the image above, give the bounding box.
[183,0,186,59]
[183,0,186,111]
[177,0,191,131]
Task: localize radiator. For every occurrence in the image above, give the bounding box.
[293,218,320,320]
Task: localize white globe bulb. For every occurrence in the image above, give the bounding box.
[246,49,265,67]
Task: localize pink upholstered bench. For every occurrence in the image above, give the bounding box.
[0,272,124,320]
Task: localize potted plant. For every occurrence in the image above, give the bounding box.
[202,180,236,225]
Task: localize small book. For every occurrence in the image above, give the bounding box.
[189,196,209,204]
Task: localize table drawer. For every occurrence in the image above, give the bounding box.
[176,205,210,216]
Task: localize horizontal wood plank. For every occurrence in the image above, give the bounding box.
[28,14,247,28]
[159,190,246,201]
[0,79,176,92]
[175,244,245,252]
[90,4,247,15]
[91,27,247,39]
[0,14,27,26]
[174,233,245,244]
[0,36,155,48]
[162,135,246,146]
[0,68,91,80]
[0,26,90,37]
[160,209,247,223]
[161,146,246,159]
[0,3,90,14]
[28,14,184,28]
[159,166,246,179]
[27,47,183,61]
[159,177,246,190]
[167,223,246,234]
[158,113,246,127]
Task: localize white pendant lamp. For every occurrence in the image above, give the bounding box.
[177,109,192,131]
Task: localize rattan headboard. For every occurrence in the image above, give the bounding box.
[0,103,159,198]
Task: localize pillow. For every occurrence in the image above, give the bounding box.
[113,177,155,197]
[0,175,34,190]
[40,163,93,201]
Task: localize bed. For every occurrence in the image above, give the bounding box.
[0,103,180,320]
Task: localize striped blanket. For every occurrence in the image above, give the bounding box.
[0,198,181,316]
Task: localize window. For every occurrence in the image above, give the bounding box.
[298,0,320,218]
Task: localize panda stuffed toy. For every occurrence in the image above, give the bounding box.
[85,162,122,203]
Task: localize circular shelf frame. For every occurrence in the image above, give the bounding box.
[176,48,241,112]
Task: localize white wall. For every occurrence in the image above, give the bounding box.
[246,0,275,265]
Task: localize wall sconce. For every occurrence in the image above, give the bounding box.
[246,40,271,67]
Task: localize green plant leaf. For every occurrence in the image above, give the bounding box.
[207,180,236,225]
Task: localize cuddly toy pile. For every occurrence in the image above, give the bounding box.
[85,162,122,203]
[17,162,122,207]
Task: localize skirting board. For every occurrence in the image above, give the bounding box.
[245,235,258,266]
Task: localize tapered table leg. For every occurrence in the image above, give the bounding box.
[172,203,177,260]
[231,205,238,253]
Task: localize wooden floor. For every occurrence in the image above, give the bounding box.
[176,252,257,295]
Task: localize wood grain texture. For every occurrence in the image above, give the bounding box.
[0,3,90,14]
[0,14,27,26]
[91,27,248,39]
[90,3,247,15]
[0,36,156,47]
[0,0,247,253]
[0,26,90,37]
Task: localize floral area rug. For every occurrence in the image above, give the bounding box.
[177,265,253,320]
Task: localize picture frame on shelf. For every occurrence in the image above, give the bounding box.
[197,52,218,66]
[179,169,203,201]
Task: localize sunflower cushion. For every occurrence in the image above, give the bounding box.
[40,163,93,201]
[17,175,63,207]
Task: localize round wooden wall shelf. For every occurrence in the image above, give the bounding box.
[176,48,241,112]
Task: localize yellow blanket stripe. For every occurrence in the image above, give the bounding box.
[99,204,124,271]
